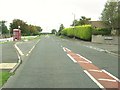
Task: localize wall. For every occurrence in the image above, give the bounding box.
[92,35,118,45]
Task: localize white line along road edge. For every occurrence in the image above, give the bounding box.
[14,44,24,56]
[84,70,105,90]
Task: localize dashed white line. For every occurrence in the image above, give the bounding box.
[102,70,120,82]
[67,54,77,63]
[26,45,36,56]
[98,78,117,82]
[84,70,105,90]
[26,54,29,56]
[76,54,92,63]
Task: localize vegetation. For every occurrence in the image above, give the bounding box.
[57,24,65,36]
[51,29,57,34]
[10,19,42,36]
[0,21,10,38]
[101,0,119,34]
[71,16,91,26]
[92,28,111,35]
[61,25,92,41]
[0,71,12,86]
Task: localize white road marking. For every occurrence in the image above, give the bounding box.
[76,54,92,63]
[67,54,77,63]
[84,70,105,90]
[63,47,66,52]
[78,61,89,63]
[102,70,120,82]
[85,45,105,52]
[28,45,35,54]
[98,78,117,82]
[26,54,29,56]
[0,63,17,69]
[88,69,103,72]
[65,48,71,52]
[14,44,24,56]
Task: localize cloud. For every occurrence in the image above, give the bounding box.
[0,0,107,32]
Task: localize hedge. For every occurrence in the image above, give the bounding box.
[61,25,92,41]
[92,28,111,35]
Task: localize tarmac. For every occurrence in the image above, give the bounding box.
[0,37,39,71]
[0,35,118,71]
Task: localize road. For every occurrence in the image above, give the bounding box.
[1,42,18,63]
[3,35,119,89]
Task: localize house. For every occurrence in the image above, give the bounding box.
[89,21,110,29]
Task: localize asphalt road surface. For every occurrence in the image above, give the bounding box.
[1,42,18,63]
[3,35,119,89]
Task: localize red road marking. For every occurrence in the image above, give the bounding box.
[64,47,120,89]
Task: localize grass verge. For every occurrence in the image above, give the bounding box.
[0,71,12,87]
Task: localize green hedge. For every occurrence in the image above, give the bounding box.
[92,28,111,35]
[61,25,92,41]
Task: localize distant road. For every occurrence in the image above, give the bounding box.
[3,35,119,89]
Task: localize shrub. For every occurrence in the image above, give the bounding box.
[61,25,92,41]
[92,28,111,35]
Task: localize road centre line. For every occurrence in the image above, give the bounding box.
[102,70,120,82]
[26,54,29,56]
[67,54,77,63]
[28,45,35,54]
[64,47,119,89]
[98,78,117,82]
[84,70,105,89]
[76,54,92,63]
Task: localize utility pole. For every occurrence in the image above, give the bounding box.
[72,13,76,39]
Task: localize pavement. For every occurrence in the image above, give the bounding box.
[2,35,119,89]
[0,42,18,70]
[63,37,118,56]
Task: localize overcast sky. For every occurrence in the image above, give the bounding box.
[0,0,107,32]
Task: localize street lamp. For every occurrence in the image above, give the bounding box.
[18,26,20,29]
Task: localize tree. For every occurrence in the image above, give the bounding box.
[10,19,28,35]
[71,16,91,26]
[79,16,91,25]
[10,19,42,36]
[58,24,64,32]
[51,29,57,34]
[57,24,65,35]
[101,0,119,32]
[71,20,79,26]
[0,21,8,34]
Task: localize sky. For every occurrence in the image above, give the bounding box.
[0,0,107,32]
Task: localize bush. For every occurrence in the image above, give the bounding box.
[61,25,92,41]
[92,28,111,35]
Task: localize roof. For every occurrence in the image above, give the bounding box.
[89,21,110,28]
